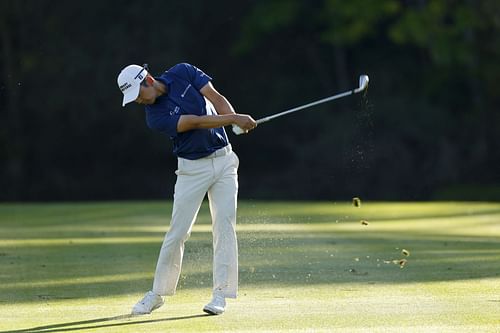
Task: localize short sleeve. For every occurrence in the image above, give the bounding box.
[146,112,181,138]
[172,63,212,91]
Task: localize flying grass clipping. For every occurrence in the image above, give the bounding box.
[349,196,411,269]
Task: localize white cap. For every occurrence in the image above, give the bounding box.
[117,64,148,106]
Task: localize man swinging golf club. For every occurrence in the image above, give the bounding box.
[117,62,257,315]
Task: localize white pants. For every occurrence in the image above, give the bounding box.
[152,146,239,298]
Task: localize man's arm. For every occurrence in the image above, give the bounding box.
[200,81,235,115]
[176,82,256,133]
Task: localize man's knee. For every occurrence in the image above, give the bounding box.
[164,230,191,248]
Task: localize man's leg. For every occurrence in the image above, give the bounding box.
[152,158,213,296]
[207,152,239,299]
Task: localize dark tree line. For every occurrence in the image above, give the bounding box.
[1,0,499,201]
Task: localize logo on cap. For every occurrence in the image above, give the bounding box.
[119,82,132,92]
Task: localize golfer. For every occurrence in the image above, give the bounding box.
[117,63,256,315]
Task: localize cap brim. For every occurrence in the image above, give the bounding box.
[121,85,140,107]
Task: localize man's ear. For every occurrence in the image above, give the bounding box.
[145,75,155,86]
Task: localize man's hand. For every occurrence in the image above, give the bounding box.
[200,82,256,134]
[233,114,257,133]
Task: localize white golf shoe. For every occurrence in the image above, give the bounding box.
[131,291,164,315]
[203,294,226,315]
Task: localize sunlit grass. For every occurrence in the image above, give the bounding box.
[0,201,499,332]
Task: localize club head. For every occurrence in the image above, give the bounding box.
[354,75,369,93]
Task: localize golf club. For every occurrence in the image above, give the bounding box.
[232,74,369,135]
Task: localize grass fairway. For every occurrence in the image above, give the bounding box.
[0,201,499,332]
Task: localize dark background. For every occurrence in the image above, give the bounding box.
[1,0,499,202]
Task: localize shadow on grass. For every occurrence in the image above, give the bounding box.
[0,313,210,333]
[1,201,500,306]
[1,232,500,304]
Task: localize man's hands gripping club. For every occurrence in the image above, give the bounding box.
[177,81,257,133]
[232,114,257,134]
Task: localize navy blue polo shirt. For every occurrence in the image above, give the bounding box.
[145,63,229,160]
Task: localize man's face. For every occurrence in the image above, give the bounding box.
[135,82,156,105]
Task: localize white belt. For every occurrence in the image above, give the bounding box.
[203,145,232,159]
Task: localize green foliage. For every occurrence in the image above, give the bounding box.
[1,1,499,201]
[320,0,400,45]
[233,0,303,54]
[389,1,480,66]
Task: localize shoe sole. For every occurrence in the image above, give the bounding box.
[203,306,224,315]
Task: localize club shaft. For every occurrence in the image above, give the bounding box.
[256,89,355,124]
